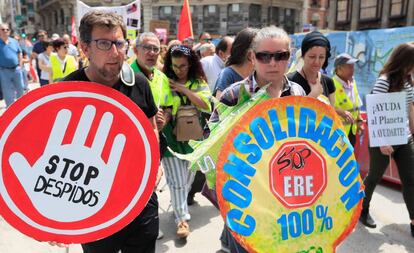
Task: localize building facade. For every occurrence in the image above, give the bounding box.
[1,0,40,36]
[34,0,303,38]
[328,0,414,31]
[143,0,303,36]
[302,0,329,30]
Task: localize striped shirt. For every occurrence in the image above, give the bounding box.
[372,75,414,138]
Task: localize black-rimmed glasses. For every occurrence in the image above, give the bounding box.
[139,44,160,54]
[90,39,128,51]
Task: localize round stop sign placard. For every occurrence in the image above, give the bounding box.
[0,81,159,243]
[216,97,363,253]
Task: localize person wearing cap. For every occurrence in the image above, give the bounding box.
[333,53,363,146]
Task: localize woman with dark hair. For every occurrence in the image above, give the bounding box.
[288,31,354,124]
[213,28,258,98]
[38,40,53,86]
[360,43,414,236]
[161,45,212,238]
[288,31,334,101]
[49,38,78,83]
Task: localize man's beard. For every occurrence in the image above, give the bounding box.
[98,64,122,80]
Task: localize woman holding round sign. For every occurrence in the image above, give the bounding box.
[214,25,306,253]
[161,45,212,238]
[361,42,414,235]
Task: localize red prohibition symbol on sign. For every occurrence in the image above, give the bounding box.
[269,141,327,208]
[0,82,159,243]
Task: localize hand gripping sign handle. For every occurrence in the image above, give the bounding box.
[9,105,126,222]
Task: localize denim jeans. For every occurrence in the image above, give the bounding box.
[0,67,24,107]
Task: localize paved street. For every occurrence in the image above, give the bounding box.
[0,83,414,252]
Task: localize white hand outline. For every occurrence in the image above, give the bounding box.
[9,105,126,222]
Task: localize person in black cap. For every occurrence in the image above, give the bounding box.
[332,53,364,146]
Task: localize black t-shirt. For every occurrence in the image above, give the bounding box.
[287,71,335,97]
[64,68,158,119]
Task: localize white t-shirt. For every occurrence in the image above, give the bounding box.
[201,54,225,92]
[38,52,51,80]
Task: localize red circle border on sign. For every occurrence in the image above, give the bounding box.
[0,81,159,243]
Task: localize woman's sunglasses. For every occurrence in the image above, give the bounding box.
[255,51,290,64]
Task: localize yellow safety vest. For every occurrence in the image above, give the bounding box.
[50,54,77,81]
[333,76,360,135]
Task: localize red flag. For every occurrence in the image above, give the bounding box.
[71,16,78,44]
[177,0,193,41]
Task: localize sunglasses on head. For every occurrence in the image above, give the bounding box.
[255,51,290,63]
[171,45,191,56]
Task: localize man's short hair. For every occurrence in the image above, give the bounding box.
[37,29,47,36]
[199,43,215,54]
[135,32,159,47]
[52,38,66,51]
[79,10,127,43]
[215,36,232,55]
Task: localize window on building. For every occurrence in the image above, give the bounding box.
[268,6,279,25]
[60,9,64,25]
[283,9,296,34]
[249,4,261,27]
[337,0,350,22]
[159,6,176,34]
[231,3,240,12]
[228,3,243,34]
[311,0,319,8]
[203,5,219,33]
[360,0,382,20]
[54,11,58,26]
[160,6,172,16]
[390,0,407,17]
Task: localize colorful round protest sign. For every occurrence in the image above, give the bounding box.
[0,81,159,243]
[216,96,363,253]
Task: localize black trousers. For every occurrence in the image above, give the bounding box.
[82,192,159,253]
[189,170,206,197]
[363,137,414,219]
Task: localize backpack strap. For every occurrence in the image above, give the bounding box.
[176,80,195,105]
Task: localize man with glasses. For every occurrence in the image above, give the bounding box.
[0,23,24,107]
[132,32,173,148]
[193,32,212,57]
[64,11,160,253]
[31,29,48,79]
[131,32,174,240]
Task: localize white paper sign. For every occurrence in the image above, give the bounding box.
[77,0,141,30]
[366,92,408,147]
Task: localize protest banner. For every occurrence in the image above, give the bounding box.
[366,92,407,147]
[290,26,414,105]
[175,88,363,252]
[0,81,159,243]
[77,0,140,40]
